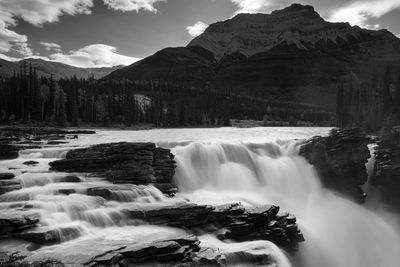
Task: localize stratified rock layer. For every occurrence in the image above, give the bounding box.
[372,127,400,209]
[300,128,371,203]
[49,142,177,195]
[123,202,303,251]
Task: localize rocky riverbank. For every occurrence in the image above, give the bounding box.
[372,127,400,210]
[300,128,371,203]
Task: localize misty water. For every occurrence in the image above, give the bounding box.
[1,127,400,267]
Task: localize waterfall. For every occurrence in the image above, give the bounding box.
[2,127,400,266]
[172,141,400,267]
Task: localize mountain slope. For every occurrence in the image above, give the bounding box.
[106,3,400,111]
[0,58,123,79]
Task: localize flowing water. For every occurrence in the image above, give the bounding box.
[1,127,400,266]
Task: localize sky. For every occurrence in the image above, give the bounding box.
[0,0,400,68]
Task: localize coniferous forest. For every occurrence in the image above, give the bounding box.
[0,63,333,127]
[336,66,400,131]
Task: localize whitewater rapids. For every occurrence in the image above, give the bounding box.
[1,127,399,267]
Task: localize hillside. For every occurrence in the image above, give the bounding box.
[0,58,123,79]
[107,3,400,111]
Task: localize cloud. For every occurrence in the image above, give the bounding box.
[230,0,288,14]
[328,0,400,28]
[0,0,94,55]
[40,42,62,52]
[103,0,167,12]
[47,44,140,68]
[186,21,209,37]
[229,0,400,29]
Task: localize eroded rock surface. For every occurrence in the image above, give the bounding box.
[300,128,371,203]
[123,202,303,250]
[372,127,400,209]
[49,142,177,195]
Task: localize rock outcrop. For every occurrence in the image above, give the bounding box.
[372,126,400,209]
[0,126,95,160]
[49,142,177,195]
[300,128,371,203]
[123,202,303,250]
[0,210,40,235]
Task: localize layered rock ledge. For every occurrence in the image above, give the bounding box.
[123,202,303,250]
[49,142,177,195]
[372,127,400,209]
[0,126,95,160]
[300,128,371,203]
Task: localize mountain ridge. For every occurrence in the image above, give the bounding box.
[0,58,124,79]
[105,3,400,111]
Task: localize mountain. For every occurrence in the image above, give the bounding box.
[0,58,123,79]
[107,3,400,111]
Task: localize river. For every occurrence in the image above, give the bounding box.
[1,127,399,266]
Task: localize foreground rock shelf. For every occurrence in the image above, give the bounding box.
[300,128,371,203]
[49,142,178,195]
[123,202,303,250]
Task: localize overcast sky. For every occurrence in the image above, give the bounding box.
[1,0,399,68]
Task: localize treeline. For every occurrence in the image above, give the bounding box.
[0,63,333,127]
[336,66,400,131]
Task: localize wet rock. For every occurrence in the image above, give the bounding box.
[62,175,81,183]
[47,141,69,145]
[0,210,40,235]
[300,128,371,203]
[372,127,400,209]
[19,226,82,244]
[123,202,303,250]
[49,142,177,195]
[0,144,19,160]
[0,173,15,180]
[0,179,21,195]
[86,235,200,266]
[22,161,39,166]
[58,189,76,195]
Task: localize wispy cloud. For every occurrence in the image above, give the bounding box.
[103,0,167,12]
[0,0,93,55]
[47,44,140,68]
[186,21,209,37]
[0,0,159,63]
[329,0,400,28]
[229,0,400,29]
[40,42,62,52]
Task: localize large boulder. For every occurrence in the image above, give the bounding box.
[49,142,177,195]
[300,128,371,203]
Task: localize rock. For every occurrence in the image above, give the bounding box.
[0,173,15,180]
[19,226,82,244]
[86,235,200,266]
[372,127,400,209]
[123,202,303,250]
[62,175,81,183]
[22,161,39,166]
[49,142,177,195]
[47,141,69,145]
[0,179,21,195]
[0,210,40,235]
[300,128,371,203]
[0,144,19,160]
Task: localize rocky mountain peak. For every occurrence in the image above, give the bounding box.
[187,3,397,61]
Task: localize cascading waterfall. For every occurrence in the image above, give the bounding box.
[172,141,400,267]
[1,128,400,267]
